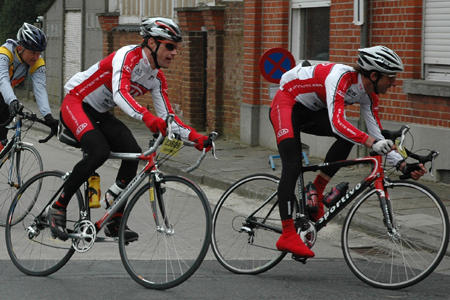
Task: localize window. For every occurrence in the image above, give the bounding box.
[423,0,450,81]
[291,1,330,64]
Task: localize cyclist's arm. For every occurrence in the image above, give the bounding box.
[30,58,52,117]
[326,71,370,146]
[359,94,405,165]
[111,47,197,140]
[0,50,17,105]
[150,71,195,141]
[111,47,151,120]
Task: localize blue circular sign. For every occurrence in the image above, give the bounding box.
[259,48,295,83]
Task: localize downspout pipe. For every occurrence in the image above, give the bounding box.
[358,0,370,158]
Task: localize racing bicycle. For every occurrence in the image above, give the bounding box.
[0,107,56,226]
[6,115,217,290]
[211,125,449,290]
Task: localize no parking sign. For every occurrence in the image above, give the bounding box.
[259,48,296,84]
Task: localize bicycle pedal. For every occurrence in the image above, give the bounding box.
[292,254,308,264]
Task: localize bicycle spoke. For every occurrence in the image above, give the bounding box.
[119,175,211,289]
[6,171,81,276]
[342,181,449,289]
[212,174,286,275]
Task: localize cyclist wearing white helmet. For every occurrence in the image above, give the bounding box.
[269,46,426,258]
[0,22,58,149]
[140,17,182,69]
[47,17,210,242]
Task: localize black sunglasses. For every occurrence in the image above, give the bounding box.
[158,40,177,51]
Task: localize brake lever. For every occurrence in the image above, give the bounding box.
[429,151,439,177]
[397,125,410,154]
[208,132,218,160]
[185,132,218,173]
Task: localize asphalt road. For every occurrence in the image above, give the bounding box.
[0,126,449,300]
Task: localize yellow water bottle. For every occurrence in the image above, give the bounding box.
[88,172,101,208]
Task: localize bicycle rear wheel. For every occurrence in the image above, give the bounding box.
[211,173,286,275]
[119,175,212,290]
[0,144,43,226]
[6,170,82,276]
[342,180,449,289]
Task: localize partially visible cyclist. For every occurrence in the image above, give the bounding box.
[0,22,59,149]
[47,17,211,242]
[269,46,427,258]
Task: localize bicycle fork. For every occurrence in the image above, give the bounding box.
[375,178,397,235]
[149,172,174,236]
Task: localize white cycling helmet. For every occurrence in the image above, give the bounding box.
[140,17,182,43]
[357,46,404,74]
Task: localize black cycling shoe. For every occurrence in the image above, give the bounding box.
[104,217,139,243]
[46,206,69,241]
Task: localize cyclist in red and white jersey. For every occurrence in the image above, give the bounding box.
[0,23,58,149]
[48,17,210,242]
[270,46,426,258]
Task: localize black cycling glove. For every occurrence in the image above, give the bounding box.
[9,100,23,117]
[401,163,422,176]
[44,114,59,128]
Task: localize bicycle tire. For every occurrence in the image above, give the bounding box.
[6,170,82,276]
[211,173,287,275]
[119,175,212,289]
[342,180,449,289]
[0,144,43,226]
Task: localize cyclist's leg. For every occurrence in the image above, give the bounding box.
[97,111,141,191]
[0,94,10,141]
[95,113,141,240]
[302,108,354,220]
[269,92,314,257]
[49,98,110,239]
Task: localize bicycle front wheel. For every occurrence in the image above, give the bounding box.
[0,144,43,226]
[6,170,82,276]
[119,175,212,290]
[211,173,286,275]
[342,180,449,289]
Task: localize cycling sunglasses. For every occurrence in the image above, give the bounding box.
[158,40,177,51]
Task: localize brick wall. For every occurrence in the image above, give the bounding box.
[243,0,290,108]
[98,13,195,126]
[98,13,120,58]
[222,2,244,138]
[99,0,449,144]
[328,0,450,129]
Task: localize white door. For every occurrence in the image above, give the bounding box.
[64,10,82,85]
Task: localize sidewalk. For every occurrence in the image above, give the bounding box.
[20,97,450,205]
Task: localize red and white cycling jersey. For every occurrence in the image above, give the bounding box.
[64,44,194,140]
[279,62,401,165]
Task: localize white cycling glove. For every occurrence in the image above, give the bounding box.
[371,139,393,155]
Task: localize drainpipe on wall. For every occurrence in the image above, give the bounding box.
[81,0,86,69]
[60,0,66,104]
[356,0,370,158]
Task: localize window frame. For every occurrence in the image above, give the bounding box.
[422,0,450,82]
[290,1,331,64]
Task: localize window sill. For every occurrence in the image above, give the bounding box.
[403,79,450,98]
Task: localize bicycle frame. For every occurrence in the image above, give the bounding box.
[92,150,159,231]
[0,117,29,188]
[0,111,53,189]
[299,155,387,232]
[246,154,389,235]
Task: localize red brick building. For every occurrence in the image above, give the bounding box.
[97,0,450,182]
